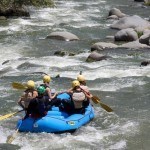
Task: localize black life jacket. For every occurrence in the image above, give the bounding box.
[40,84,49,96]
[27,96,47,117]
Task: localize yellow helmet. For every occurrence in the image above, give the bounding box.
[77,75,85,82]
[26,80,35,89]
[43,75,51,83]
[72,80,80,88]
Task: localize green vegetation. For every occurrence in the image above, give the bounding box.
[0,0,54,9]
[145,2,150,6]
[137,31,143,38]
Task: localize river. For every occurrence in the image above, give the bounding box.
[0,0,150,150]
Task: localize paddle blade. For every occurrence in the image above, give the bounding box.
[7,129,19,144]
[91,96,113,112]
[7,135,15,144]
[0,112,17,121]
[98,102,113,112]
[12,82,27,90]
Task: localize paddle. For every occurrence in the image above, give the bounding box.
[79,87,113,112]
[0,110,24,121]
[91,96,113,112]
[7,121,22,144]
[12,73,60,90]
[78,71,113,112]
[12,82,27,90]
[7,128,19,144]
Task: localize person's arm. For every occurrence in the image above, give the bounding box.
[32,91,38,98]
[46,88,52,100]
[18,95,25,109]
[67,88,73,94]
[84,92,93,99]
[50,92,58,99]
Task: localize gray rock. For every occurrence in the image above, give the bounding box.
[54,50,75,56]
[143,29,150,35]
[107,15,119,20]
[108,8,126,18]
[111,15,150,30]
[86,52,111,62]
[139,33,150,45]
[140,60,150,66]
[2,60,10,65]
[91,42,118,51]
[0,16,7,20]
[119,40,150,49]
[46,31,79,41]
[114,28,138,41]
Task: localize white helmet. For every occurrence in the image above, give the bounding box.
[77,75,85,82]
[43,75,51,83]
[26,80,35,89]
[72,80,80,88]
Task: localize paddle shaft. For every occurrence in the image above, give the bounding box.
[0,110,24,121]
[7,121,22,144]
[80,87,113,112]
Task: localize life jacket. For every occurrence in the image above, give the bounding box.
[20,89,36,109]
[40,84,49,97]
[72,90,86,109]
[26,96,47,118]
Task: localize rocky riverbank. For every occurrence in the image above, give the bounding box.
[0,0,54,18]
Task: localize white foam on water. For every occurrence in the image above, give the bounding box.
[0,43,22,66]
[32,56,81,68]
[1,0,108,31]
[0,127,7,143]
[109,140,126,150]
[91,78,146,92]
[0,106,139,150]
[14,54,149,87]
[0,26,10,32]
[5,114,139,150]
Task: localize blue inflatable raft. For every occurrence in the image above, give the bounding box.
[17,93,95,133]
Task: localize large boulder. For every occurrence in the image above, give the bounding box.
[86,51,111,62]
[46,31,79,41]
[119,40,150,49]
[139,33,150,45]
[91,42,118,51]
[108,8,126,18]
[114,28,138,41]
[111,15,150,30]
[140,60,150,66]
